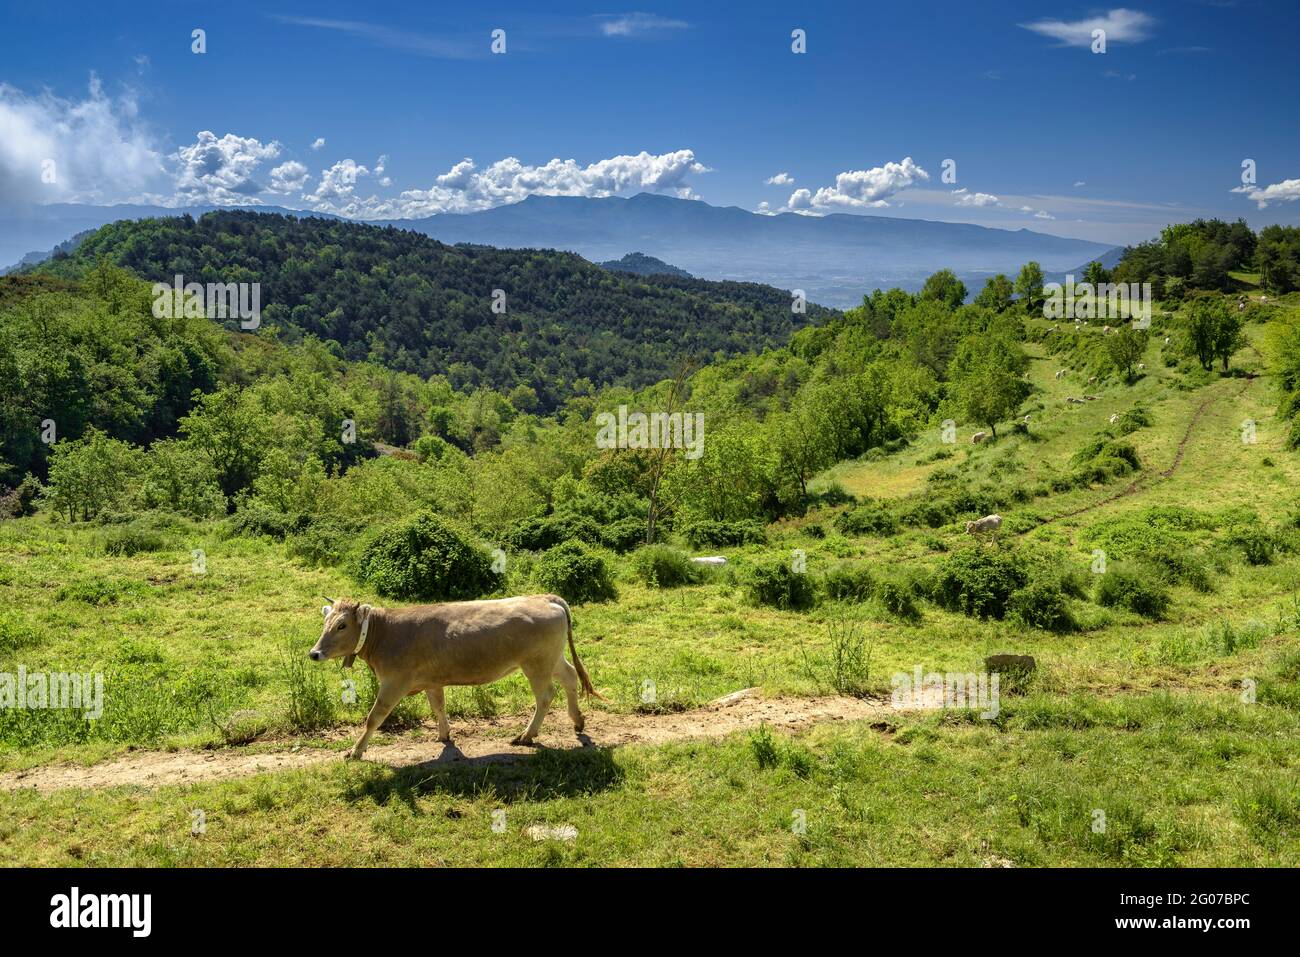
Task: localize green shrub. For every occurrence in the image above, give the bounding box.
[224,503,310,540]
[601,515,648,553]
[503,511,604,552]
[1008,581,1074,632]
[1093,566,1169,618]
[1228,528,1275,566]
[875,576,921,621]
[821,563,875,602]
[632,545,702,588]
[286,517,368,567]
[101,521,170,557]
[353,512,502,601]
[682,519,768,549]
[799,620,874,695]
[833,502,898,536]
[932,547,1026,619]
[1115,407,1153,435]
[533,541,618,604]
[743,557,818,610]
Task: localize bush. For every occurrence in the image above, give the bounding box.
[1228,528,1275,566]
[353,512,502,601]
[833,502,898,536]
[876,575,921,621]
[1115,407,1153,435]
[601,516,648,553]
[632,545,702,588]
[743,557,818,610]
[821,563,875,602]
[286,517,369,568]
[1093,566,1169,618]
[0,474,42,519]
[932,547,1026,619]
[503,511,604,552]
[102,522,169,557]
[1008,581,1074,632]
[533,541,618,604]
[682,519,769,549]
[224,502,311,540]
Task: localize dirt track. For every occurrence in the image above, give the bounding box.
[1,690,895,794]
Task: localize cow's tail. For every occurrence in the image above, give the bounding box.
[552,596,606,700]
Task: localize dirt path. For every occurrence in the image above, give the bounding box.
[1022,376,1256,534]
[0,690,894,794]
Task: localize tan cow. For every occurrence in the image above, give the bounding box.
[971,430,989,444]
[965,514,1002,536]
[310,595,600,760]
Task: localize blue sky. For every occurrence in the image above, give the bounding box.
[1,0,1296,244]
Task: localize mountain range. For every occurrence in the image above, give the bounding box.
[3,194,1120,306]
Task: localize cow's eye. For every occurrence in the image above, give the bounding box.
[337,622,346,630]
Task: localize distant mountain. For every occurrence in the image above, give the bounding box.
[378,193,1119,307]
[1053,245,1129,284]
[598,252,692,279]
[33,210,836,411]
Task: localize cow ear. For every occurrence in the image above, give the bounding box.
[358,603,372,622]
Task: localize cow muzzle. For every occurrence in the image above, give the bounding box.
[308,647,325,662]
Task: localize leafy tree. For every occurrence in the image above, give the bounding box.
[1015,261,1045,314]
[1185,297,1240,371]
[951,337,1029,438]
[973,274,1014,312]
[44,427,142,521]
[1105,327,1149,383]
[179,385,270,506]
[919,269,967,309]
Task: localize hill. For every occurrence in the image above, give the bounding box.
[598,252,692,279]
[33,210,834,410]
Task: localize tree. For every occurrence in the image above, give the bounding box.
[1015,261,1045,315]
[951,337,1030,438]
[179,385,270,506]
[44,427,141,522]
[1083,260,1110,288]
[1185,297,1240,371]
[920,269,967,309]
[974,274,1014,312]
[1105,327,1149,384]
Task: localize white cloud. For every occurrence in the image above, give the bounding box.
[269,160,310,193]
[0,76,166,204]
[787,157,928,211]
[953,188,1000,207]
[379,149,711,217]
[302,158,371,211]
[598,13,689,37]
[1073,181,1086,187]
[1020,8,1155,48]
[1035,209,1056,220]
[171,131,282,205]
[1234,178,1300,209]
[311,137,325,151]
[765,172,794,186]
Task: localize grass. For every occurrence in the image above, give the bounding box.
[1,294,1299,866]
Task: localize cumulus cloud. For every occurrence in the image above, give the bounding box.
[1233,178,1300,209]
[269,160,310,193]
[786,157,928,211]
[311,137,325,150]
[0,76,166,204]
[381,149,711,217]
[598,13,689,37]
[1020,8,1155,47]
[171,131,282,205]
[303,158,371,211]
[1035,209,1056,220]
[953,188,1000,207]
[765,172,794,186]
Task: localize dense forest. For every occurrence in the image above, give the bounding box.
[32,211,834,411]
[1111,218,1300,297]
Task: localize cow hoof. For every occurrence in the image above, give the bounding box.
[573,718,585,734]
[345,751,363,762]
[510,736,533,746]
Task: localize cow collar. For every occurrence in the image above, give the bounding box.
[343,607,372,670]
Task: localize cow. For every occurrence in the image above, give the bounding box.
[965,514,1002,537]
[310,595,601,760]
[1055,369,1067,379]
[971,431,989,444]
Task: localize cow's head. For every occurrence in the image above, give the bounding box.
[310,598,372,662]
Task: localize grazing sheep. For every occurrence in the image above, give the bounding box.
[1023,414,1031,423]
[1103,325,1111,333]
[1137,362,1145,370]
[1088,375,1097,384]
[971,431,989,444]
[965,514,1002,537]
[1055,369,1067,379]
[1109,413,1121,425]
[1164,336,1170,344]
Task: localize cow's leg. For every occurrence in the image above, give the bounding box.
[554,656,584,734]
[425,686,451,742]
[348,680,405,761]
[512,662,555,746]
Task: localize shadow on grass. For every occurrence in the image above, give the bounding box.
[341,735,624,810]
